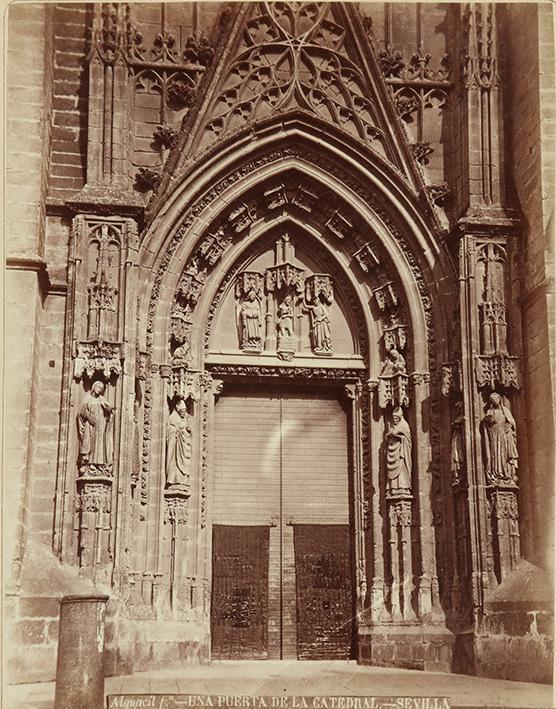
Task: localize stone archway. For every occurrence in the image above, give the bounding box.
[131,142,452,664]
[56,127,458,671]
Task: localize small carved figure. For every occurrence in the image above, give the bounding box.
[305,298,332,353]
[276,294,294,338]
[172,340,191,364]
[166,399,192,491]
[450,400,465,485]
[77,380,113,474]
[238,289,262,349]
[481,392,518,484]
[385,407,412,495]
[381,347,407,376]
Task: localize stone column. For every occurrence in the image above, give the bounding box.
[367,379,390,624]
[344,382,367,616]
[54,594,109,709]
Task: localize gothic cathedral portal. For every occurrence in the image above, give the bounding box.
[6,0,554,685]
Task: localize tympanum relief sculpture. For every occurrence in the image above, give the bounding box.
[304,275,333,356]
[235,272,264,352]
[234,235,336,360]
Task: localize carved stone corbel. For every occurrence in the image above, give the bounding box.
[326,209,353,240]
[373,282,398,312]
[353,243,380,274]
[229,202,258,234]
[291,183,318,212]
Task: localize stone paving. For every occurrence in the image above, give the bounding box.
[6,661,554,709]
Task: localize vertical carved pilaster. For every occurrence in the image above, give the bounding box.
[462,3,503,208]
[488,489,521,582]
[344,382,367,617]
[456,221,523,628]
[56,214,138,580]
[87,3,130,187]
[163,491,189,612]
[387,497,416,621]
[76,479,112,581]
[365,379,391,625]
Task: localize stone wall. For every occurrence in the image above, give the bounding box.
[5,2,51,592]
[503,3,555,572]
[48,3,90,200]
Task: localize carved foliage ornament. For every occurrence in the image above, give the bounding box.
[91,3,215,71]
[378,44,451,83]
[441,360,463,397]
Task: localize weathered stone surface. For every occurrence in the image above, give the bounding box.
[4,0,554,689]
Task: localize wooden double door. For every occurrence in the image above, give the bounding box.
[210,387,354,660]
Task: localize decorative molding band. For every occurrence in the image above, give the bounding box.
[6,256,67,297]
[206,364,363,381]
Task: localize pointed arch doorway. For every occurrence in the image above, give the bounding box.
[210,381,355,660]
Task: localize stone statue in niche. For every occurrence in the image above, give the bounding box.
[238,289,263,351]
[276,293,297,359]
[380,347,407,376]
[166,399,192,492]
[77,380,114,476]
[304,275,333,355]
[450,400,465,486]
[306,298,332,354]
[172,340,191,365]
[277,294,294,338]
[481,392,518,485]
[385,407,412,496]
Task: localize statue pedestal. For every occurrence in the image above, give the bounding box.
[277,335,296,360]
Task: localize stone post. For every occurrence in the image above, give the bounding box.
[54,594,109,709]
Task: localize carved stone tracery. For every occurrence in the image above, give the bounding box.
[199,2,390,153]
